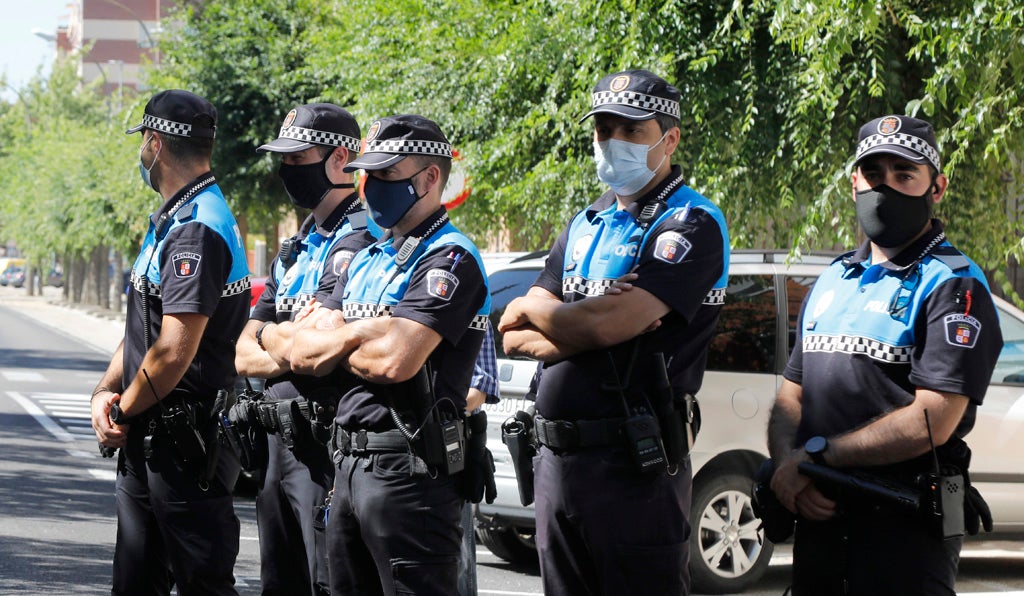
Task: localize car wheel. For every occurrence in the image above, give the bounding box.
[689,473,774,594]
[476,526,538,566]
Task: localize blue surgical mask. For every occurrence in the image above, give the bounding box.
[594,131,668,196]
[138,135,161,192]
[362,167,428,229]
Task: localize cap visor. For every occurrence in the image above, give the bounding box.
[855,145,929,167]
[579,105,657,123]
[256,137,315,153]
[125,123,144,135]
[344,152,406,172]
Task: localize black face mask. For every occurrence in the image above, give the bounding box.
[855,184,933,248]
[278,151,353,209]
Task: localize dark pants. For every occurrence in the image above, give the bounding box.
[792,506,961,595]
[326,452,462,595]
[113,425,240,596]
[534,445,692,596]
[257,433,334,596]
[457,502,476,596]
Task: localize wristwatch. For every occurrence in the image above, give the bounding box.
[804,435,829,465]
[255,321,273,351]
[109,403,131,425]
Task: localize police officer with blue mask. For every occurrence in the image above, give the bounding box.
[499,69,730,595]
[234,103,375,596]
[91,89,250,595]
[285,114,492,595]
[767,115,1003,595]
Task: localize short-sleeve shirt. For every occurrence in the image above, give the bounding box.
[123,173,250,397]
[326,208,491,431]
[533,165,730,421]
[249,195,377,401]
[784,222,1004,465]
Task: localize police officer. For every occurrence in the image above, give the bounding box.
[499,70,730,595]
[767,115,1004,595]
[234,103,373,596]
[286,114,491,594]
[90,89,250,595]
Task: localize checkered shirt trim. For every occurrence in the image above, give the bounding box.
[279,126,361,152]
[343,302,394,320]
[591,90,680,119]
[563,277,725,307]
[469,314,489,331]
[142,114,194,137]
[857,133,941,171]
[702,288,726,306]
[363,138,453,158]
[276,294,314,314]
[562,276,615,298]
[803,333,913,364]
[130,270,250,298]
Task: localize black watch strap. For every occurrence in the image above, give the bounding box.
[255,321,272,351]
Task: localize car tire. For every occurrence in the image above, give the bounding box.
[689,473,774,594]
[476,525,538,566]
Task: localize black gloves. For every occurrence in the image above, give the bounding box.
[461,411,497,504]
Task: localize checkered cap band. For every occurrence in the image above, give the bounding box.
[857,132,941,172]
[279,125,361,152]
[363,138,453,158]
[803,333,913,364]
[591,90,680,119]
[142,113,195,137]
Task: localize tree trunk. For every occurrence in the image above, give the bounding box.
[71,255,87,303]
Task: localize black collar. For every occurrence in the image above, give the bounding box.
[587,164,684,222]
[316,192,361,237]
[845,219,947,272]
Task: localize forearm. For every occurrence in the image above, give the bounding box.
[93,340,126,397]
[767,393,801,461]
[828,391,968,468]
[235,321,289,378]
[503,326,577,362]
[118,339,196,415]
[345,318,437,384]
[290,324,364,377]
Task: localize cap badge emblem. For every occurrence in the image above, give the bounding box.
[609,75,630,93]
[367,121,382,141]
[282,109,297,128]
[877,116,901,135]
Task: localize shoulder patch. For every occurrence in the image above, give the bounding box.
[426,269,459,301]
[333,250,355,276]
[172,252,201,278]
[652,231,691,264]
[944,313,981,348]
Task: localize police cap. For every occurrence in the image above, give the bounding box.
[344,114,452,172]
[855,115,941,173]
[126,89,217,138]
[579,69,681,123]
[257,103,361,154]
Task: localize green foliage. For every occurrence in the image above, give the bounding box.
[2,0,1023,303]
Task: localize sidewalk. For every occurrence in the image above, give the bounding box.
[0,284,125,355]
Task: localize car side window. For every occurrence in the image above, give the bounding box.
[707,274,776,373]
[488,267,544,359]
[785,276,816,359]
[992,305,1024,384]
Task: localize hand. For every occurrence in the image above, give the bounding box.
[91,390,128,449]
[315,309,346,330]
[604,272,639,295]
[794,483,837,521]
[292,299,320,323]
[770,448,813,514]
[498,297,530,332]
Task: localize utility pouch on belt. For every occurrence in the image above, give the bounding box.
[219,385,267,471]
[162,399,207,466]
[502,407,537,507]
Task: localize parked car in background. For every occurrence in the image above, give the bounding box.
[476,250,1024,594]
[1,266,26,288]
[45,269,64,287]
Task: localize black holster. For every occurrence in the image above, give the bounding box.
[502,406,537,507]
[751,459,795,543]
[459,411,497,504]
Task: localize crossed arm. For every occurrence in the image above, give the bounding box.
[499,275,668,361]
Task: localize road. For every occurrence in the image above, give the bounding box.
[1,285,1022,595]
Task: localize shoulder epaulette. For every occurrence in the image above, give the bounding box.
[930,245,970,271]
[175,203,198,224]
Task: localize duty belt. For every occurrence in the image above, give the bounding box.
[335,428,408,456]
[534,415,624,450]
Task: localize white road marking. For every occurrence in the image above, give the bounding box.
[7,391,76,443]
[1,371,46,382]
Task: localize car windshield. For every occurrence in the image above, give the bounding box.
[993,305,1024,384]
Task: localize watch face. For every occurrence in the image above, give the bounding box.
[806,435,827,455]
